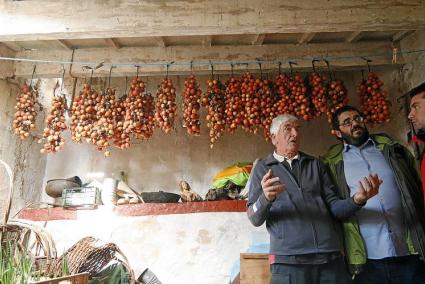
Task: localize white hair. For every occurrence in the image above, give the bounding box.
[270,114,298,135]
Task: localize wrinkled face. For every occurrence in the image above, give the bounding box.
[408,93,425,132]
[334,110,369,146]
[271,120,300,155]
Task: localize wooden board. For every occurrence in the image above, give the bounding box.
[240,253,271,284]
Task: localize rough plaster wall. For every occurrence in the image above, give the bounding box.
[400,30,425,91]
[37,68,410,203]
[0,78,47,218]
[28,211,268,284]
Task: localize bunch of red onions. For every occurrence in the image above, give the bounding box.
[202,78,226,148]
[13,83,38,140]
[182,75,202,136]
[70,83,98,144]
[39,95,67,153]
[155,78,177,133]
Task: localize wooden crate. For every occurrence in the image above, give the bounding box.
[240,253,271,284]
[29,272,89,284]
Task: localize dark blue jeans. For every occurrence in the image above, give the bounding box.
[353,255,425,284]
[270,257,350,284]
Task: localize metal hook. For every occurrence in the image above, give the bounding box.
[361,57,372,73]
[312,59,320,73]
[29,65,37,88]
[166,61,174,79]
[230,63,234,77]
[278,62,282,75]
[323,59,333,80]
[190,60,193,75]
[60,65,66,94]
[258,62,263,79]
[135,65,140,79]
[89,69,94,85]
[124,76,128,96]
[108,65,115,88]
[288,61,297,76]
[209,60,214,79]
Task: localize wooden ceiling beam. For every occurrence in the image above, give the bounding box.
[0,42,22,52]
[0,1,424,41]
[57,40,74,50]
[392,30,415,42]
[202,36,212,47]
[251,34,266,45]
[154,37,166,48]
[298,33,316,44]
[13,41,399,78]
[345,31,363,43]
[104,38,121,49]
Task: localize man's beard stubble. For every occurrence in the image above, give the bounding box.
[341,126,370,147]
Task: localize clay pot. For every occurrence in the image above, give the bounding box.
[45,176,82,198]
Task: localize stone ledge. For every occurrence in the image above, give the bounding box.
[17,200,247,221]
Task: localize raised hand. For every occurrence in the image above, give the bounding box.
[353,174,383,205]
[261,169,285,202]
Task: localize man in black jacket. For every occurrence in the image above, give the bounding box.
[247,114,381,284]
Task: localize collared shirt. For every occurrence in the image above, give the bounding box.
[343,138,410,259]
[273,152,299,169]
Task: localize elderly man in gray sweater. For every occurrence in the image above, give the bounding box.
[247,114,381,284]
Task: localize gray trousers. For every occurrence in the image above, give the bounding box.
[270,257,350,284]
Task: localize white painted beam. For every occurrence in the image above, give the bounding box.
[345,31,363,43]
[0,1,424,41]
[13,41,399,78]
[298,33,316,44]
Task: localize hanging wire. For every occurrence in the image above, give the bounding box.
[59,65,66,95]
[361,57,372,72]
[29,65,37,88]
[89,69,94,85]
[209,60,214,79]
[124,76,128,96]
[323,59,334,80]
[3,47,425,72]
[278,62,282,75]
[312,59,320,73]
[108,66,115,88]
[165,61,174,79]
[135,65,140,78]
[361,69,365,81]
[230,63,234,77]
[190,60,193,75]
[258,62,263,79]
[288,61,297,76]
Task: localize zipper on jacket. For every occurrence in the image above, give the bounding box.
[300,160,319,249]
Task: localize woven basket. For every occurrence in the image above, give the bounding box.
[48,236,135,283]
[0,159,57,276]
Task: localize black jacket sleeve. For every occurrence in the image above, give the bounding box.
[319,160,363,220]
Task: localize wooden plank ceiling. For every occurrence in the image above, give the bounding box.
[0,0,423,77]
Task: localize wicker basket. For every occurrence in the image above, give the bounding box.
[47,236,135,283]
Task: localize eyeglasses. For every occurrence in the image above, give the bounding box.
[339,115,365,127]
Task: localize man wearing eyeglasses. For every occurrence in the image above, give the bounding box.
[322,105,425,284]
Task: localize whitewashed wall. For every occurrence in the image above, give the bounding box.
[25,211,268,284]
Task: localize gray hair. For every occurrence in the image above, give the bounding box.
[270,114,298,135]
